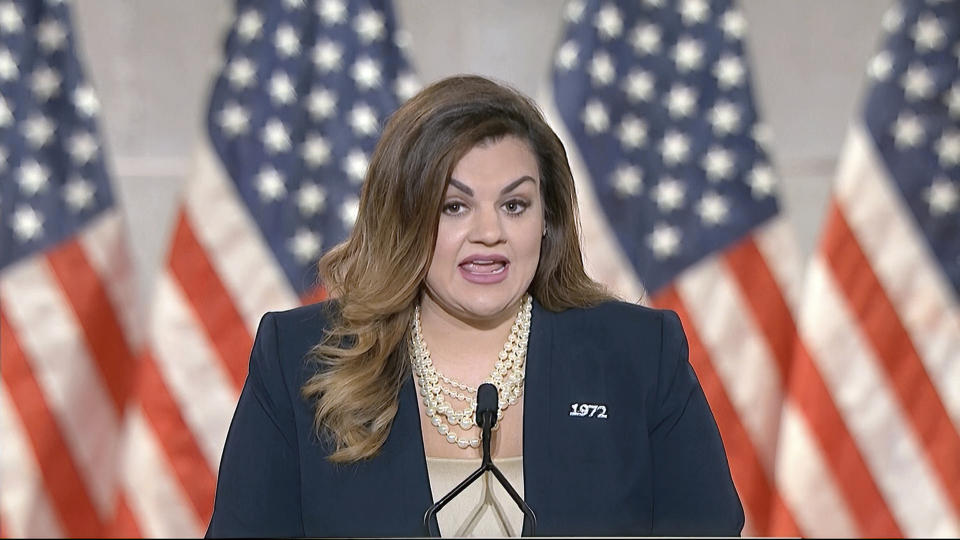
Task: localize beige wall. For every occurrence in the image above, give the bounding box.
[71,0,891,308]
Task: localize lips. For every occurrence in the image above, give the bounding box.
[458,254,510,284]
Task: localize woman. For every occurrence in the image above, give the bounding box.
[206,75,743,537]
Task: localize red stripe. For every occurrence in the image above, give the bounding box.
[724,235,901,535]
[136,350,217,528]
[1,311,103,536]
[653,286,800,536]
[106,492,142,538]
[45,239,136,414]
[824,203,960,516]
[168,211,252,389]
[300,283,328,306]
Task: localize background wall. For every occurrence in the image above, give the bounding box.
[70,0,892,310]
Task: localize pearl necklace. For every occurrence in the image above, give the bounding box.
[409,295,532,449]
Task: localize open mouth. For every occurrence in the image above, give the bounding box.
[459,260,508,274]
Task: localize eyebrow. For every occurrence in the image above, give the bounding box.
[447,176,537,197]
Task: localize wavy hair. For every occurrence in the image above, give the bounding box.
[302,75,612,462]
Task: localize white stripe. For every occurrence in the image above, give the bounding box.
[184,140,299,336]
[800,257,959,536]
[119,408,201,538]
[754,217,804,315]
[0,259,119,518]
[774,402,857,537]
[0,385,64,538]
[835,125,960,432]
[78,209,142,347]
[150,271,238,470]
[675,257,784,474]
[538,87,646,304]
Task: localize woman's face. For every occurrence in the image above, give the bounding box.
[422,135,545,325]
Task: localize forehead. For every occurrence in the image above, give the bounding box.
[450,135,539,187]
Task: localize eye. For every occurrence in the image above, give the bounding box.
[503,199,529,215]
[442,201,466,215]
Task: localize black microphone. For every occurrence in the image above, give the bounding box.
[423,383,537,536]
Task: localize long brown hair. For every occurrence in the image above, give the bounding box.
[302,75,611,462]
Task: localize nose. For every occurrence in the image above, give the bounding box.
[468,205,505,245]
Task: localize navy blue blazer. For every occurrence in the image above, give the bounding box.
[206,299,744,537]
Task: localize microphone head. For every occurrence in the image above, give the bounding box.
[476,383,498,429]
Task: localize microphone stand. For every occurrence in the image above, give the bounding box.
[423,383,537,536]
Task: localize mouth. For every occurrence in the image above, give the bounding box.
[458,255,511,283]
[459,259,509,274]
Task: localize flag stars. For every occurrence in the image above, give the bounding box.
[11,205,43,242]
[714,54,745,89]
[935,130,960,167]
[31,66,61,101]
[68,132,99,164]
[947,84,960,118]
[269,72,297,105]
[318,0,348,25]
[18,160,49,196]
[64,178,96,212]
[351,56,382,90]
[301,133,331,167]
[702,147,735,181]
[892,112,925,148]
[868,51,894,81]
[349,103,379,136]
[23,114,55,148]
[582,99,610,134]
[882,4,903,34]
[680,0,710,26]
[0,48,17,80]
[648,223,681,259]
[0,95,11,127]
[36,19,67,52]
[274,24,300,57]
[236,10,264,42]
[594,4,623,40]
[288,228,322,264]
[343,149,369,183]
[653,178,686,211]
[261,118,291,153]
[354,9,385,43]
[630,24,661,55]
[395,72,420,102]
[296,183,327,216]
[0,1,23,34]
[660,131,690,165]
[589,51,616,86]
[911,14,946,52]
[665,84,697,118]
[617,115,647,149]
[924,178,958,216]
[313,40,344,73]
[227,57,257,89]
[720,10,747,39]
[555,41,579,71]
[217,102,250,136]
[307,87,337,120]
[708,101,742,135]
[611,165,643,198]
[673,37,704,72]
[73,85,99,117]
[564,0,586,23]
[901,64,934,101]
[748,164,776,198]
[623,69,655,102]
[256,167,286,201]
[340,196,360,228]
[697,192,730,225]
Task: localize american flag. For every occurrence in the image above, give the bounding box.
[784,0,959,535]
[107,0,416,536]
[0,0,140,537]
[545,0,807,535]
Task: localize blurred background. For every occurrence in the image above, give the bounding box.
[3,0,958,538]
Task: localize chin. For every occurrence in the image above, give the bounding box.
[456,288,525,319]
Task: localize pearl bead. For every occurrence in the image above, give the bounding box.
[431,416,441,427]
[469,439,480,448]
[438,424,449,435]
[446,433,457,444]
[457,439,469,449]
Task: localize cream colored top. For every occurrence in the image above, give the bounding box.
[425,456,525,538]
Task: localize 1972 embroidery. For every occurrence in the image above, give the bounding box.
[569,403,608,418]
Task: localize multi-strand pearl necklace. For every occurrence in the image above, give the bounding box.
[409,295,532,449]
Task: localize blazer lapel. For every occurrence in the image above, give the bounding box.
[521,298,554,536]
